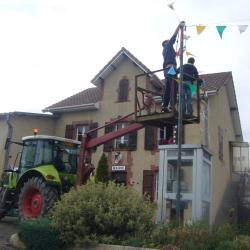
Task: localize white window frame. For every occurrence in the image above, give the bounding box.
[114,122,129,148]
[158,126,167,145]
[76,125,87,141]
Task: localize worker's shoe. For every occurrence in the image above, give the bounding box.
[161,107,171,113]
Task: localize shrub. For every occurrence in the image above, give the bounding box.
[19,217,63,250]
[151,221,210,250]
[50,181,154,247]
[207,223,239,249]
[95,153,109,183]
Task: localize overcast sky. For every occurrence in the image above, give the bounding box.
[0,0,249,141]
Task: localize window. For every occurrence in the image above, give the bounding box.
[114,122,129,148]
[158,124,174,145]
[76,125,87,141]
[104,121,137,152]
[118,78,129,102]
[167,159,193,193]
[36,140,53,165]
[21,140,37,168]
[53,140,80,174]
[21,140,53,168]
[65,123,98,141]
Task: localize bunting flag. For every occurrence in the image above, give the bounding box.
[175,79,181,84]
[190,84,197,97]
[186,51,195,57]
[184,35,191,40]
[216,26,226,38]
[167,66,176,75]
[167,2,175,10]
[196,25,206,35]
[238,25,248,34]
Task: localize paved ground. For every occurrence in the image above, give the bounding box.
[0,216,19,250]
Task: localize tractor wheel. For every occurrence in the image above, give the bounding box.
[18,177,58,220]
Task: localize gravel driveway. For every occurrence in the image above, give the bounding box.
[0,216,19,250]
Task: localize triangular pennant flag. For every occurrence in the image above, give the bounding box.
[190,84,197,97]
[238,25,248,34]
[167,2,175,10]
[196,25,206,35]
[216,26,226,39]
[167,66,176,75]
[186,51,195,57]
[175,79,181,84]
[184,35,191,40]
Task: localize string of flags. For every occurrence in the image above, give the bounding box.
[195,24,248,38]
[167,1,249,39]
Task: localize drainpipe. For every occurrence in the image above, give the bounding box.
[3,113,13,170]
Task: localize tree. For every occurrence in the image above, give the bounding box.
[95,153,109,183]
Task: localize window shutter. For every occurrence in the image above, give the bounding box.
[89,122,98,152]
[128,130,137,151]
[103,123,114,152]
[65,125,74,139]
[118,79,129,102]
[143,170,154,202]
[144,126,157,150]
[89,122,98,138]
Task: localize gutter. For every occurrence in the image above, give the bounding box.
[43,102,99,113]
[206,90,217,96]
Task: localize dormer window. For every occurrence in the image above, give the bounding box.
[118,78,129,102]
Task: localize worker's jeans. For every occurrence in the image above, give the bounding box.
[181,81,193,115]
[163,68,177,110]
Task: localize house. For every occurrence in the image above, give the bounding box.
[0,47,246,225]
[0,112,55,170]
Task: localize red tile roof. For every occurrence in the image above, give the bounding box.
[200,71,232,91]
[43,87,101,112]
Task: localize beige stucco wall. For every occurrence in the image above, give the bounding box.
[183,86,236,224]
[207,87,236,224]
[185,99,206,145]
[0,114,55,173]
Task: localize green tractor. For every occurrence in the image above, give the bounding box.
[0,135,80,220]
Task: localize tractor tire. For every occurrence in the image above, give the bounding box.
[18,177,58,220]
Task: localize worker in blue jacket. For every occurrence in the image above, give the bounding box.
[162,21,185,112]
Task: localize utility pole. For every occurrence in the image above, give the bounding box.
[176,22,185,222]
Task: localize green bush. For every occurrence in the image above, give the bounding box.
[151,221,210,250]
[50,181,154,247]
[206,223,238,249]
[95,153,109,183]
[19,217,63,250]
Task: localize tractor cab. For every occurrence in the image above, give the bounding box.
[20,135,80,175]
